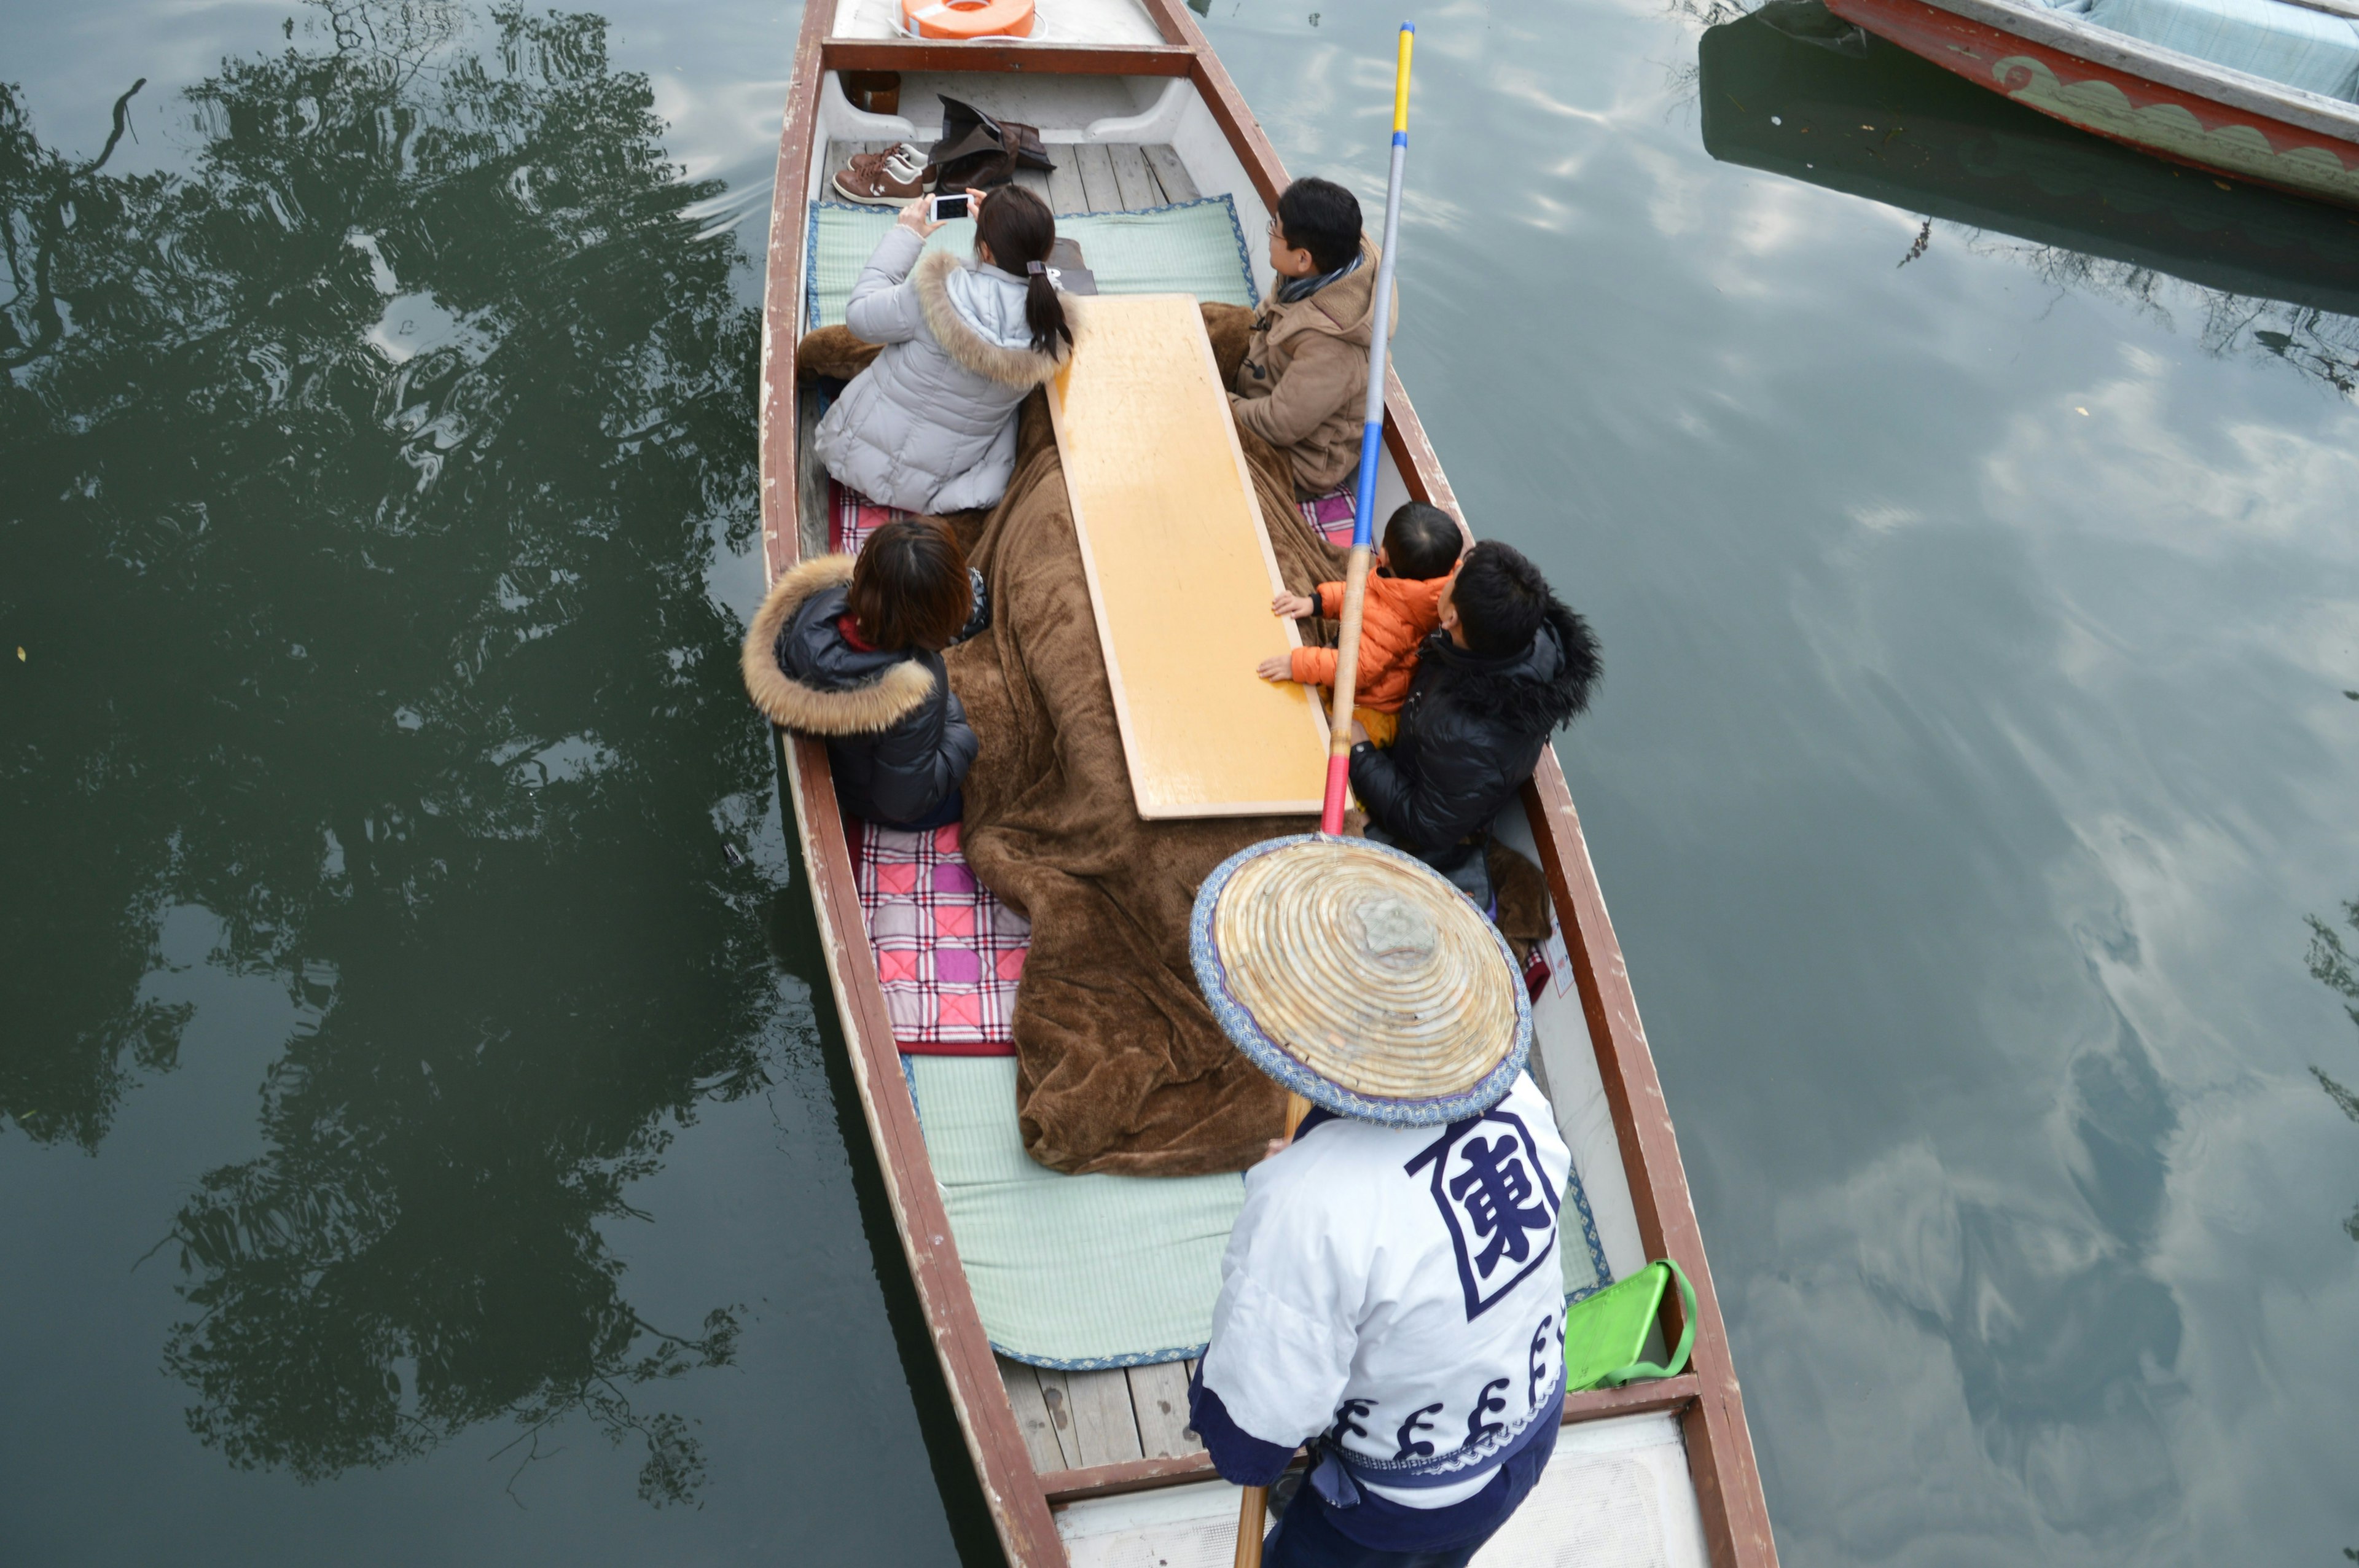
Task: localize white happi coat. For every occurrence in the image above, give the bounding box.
[1199,1073,1572,1507]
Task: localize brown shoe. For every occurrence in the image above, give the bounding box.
[832,146,933,206]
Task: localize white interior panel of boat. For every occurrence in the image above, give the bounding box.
[1054,1413,1705,1567]
[831,0,1167,44]
[1492,797,1651,1285]
[885,72,1160,134]
[1474,1412,1711,1567]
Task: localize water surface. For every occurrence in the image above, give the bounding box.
[5,1,2357,1564]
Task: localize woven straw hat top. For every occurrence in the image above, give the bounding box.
[1190,835,1531,1126]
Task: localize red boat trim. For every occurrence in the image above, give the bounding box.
[1827,0,2359,207]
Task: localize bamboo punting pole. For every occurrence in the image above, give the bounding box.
[1316,21,1415,837]
[1235,25,1417,1567]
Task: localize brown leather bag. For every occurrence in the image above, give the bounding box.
[928,95,1055,192]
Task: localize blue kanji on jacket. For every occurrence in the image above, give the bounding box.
[1405,1110,1561,1319]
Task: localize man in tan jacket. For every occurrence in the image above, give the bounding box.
[1231,177,1398,498]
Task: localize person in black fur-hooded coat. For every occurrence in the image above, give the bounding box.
[742,518,988,832]
[1348,539,1601,906]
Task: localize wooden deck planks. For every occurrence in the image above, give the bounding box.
[1046,153,1090,215]
[1127,1362,1202,1459]
[1070,142,1125,212]
[1106,142,1163,209]
[1068,1367,1149,1466]
[1033,1365,1149,1468]
[1001,1355,1202,1476]
[1000,1358,1073,1475]
[1141,142,1200,202]
[1032,1367,1086,1469]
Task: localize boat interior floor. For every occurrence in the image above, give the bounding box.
[789,121,1648,1500]
[821,139,1202,216]
[1000,1354,1207,1476]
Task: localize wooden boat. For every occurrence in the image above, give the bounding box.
[756,3,1778,1562]
[1816,0,2359,208]
[1702,4,2359,316]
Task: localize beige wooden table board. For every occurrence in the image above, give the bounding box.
[1047,293,1329,817]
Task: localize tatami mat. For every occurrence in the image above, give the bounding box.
[906,1054,1613,1368]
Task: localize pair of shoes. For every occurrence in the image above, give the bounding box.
[833,143,935,205]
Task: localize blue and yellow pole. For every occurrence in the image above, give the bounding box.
[1319,22,1414,836]
[1232,41,1415,1568]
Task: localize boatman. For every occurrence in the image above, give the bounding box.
[1188,835,1571,1568]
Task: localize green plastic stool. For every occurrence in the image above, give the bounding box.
[1562,1257,1696,1391]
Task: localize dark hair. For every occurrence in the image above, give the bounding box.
[1449,540,1551,658]
[974,184,1072,357]
[1275,177,1363,275]
[850,518,972,652]
[1382,502,1463,582]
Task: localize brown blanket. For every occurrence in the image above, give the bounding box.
[798,305,1545,1177]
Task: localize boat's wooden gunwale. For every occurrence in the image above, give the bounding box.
[1834,0,2359,146]
[761,7,1063,1564]
[1036,1373,1710,1505]
[820,39,1199,75]
[1518,770,1775,1567]
[759,1,1778,1561]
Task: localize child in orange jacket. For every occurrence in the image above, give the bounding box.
[1256,502,1463,745]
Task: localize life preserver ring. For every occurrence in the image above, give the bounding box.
[902,0,1035,39]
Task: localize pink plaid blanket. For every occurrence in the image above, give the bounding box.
[830,479,901,555]
[849,818,1027,1056]
[827,483,1027,1056]
[1296,488,1357,548]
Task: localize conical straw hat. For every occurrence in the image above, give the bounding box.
[1190,834,1531,1126]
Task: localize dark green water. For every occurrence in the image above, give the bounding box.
[4,1,2355,1563]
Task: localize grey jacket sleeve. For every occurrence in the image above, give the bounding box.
[842,226,929,347]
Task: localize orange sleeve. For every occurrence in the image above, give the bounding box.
[1289,644,1339,686]
[1316,582,1346,618]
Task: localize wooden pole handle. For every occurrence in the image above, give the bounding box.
[1234,1483,1270,1568]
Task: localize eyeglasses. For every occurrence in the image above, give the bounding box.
[1266,217,1287,243]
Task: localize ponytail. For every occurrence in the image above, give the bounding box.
[976,184,1073,356]
[1021,262,1072,357]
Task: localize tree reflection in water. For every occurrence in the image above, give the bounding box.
[2306,901,2359,1244]
[2,1,786,1506]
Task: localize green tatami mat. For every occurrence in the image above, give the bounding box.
[902,1054,1614,1368]
[805,195,1259,329]
[903,1054,1245,1368]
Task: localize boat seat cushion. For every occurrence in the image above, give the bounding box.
[2077,0,2359,101]
[906,1053,1245,1366]
[906,1052,1616,1366]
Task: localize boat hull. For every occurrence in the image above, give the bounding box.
[758,7,1780,1563]
[1825,0,2359,207]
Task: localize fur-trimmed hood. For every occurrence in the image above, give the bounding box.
[913,250,1070,389]
[1420,598,1600,735]
[741,555,936,735]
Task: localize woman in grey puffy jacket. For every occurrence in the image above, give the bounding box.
[813,184,1074,514]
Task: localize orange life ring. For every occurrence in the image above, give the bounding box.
[902,0,1035,39]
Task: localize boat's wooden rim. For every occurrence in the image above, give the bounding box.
[1036,1374,1710,1505]
[757,4,1776,1563]
[1880,0,2359,144]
